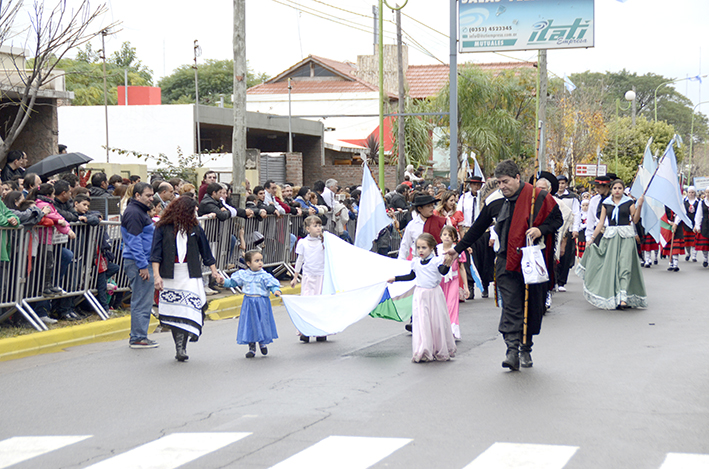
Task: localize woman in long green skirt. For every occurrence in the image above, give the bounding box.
[576,180,647,310]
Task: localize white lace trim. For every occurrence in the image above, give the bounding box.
[582,285,647,310]
[603,225,637,239]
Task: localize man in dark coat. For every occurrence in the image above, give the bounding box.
[1,150,25,182]
[445,160,563,371]
[89,173,111,197]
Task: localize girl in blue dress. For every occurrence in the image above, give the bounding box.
[221,250,282,358]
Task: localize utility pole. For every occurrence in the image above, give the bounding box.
[538,49,548,171]
[100,30,109,163]
[233,0,247,207]
[372,5,378,55]
[396,7,405,185]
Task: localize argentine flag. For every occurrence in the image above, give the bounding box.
[354,164,392,250]
[630,138,664,244]
[644,138,692,228]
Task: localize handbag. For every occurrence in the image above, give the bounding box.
[521,243,549,284]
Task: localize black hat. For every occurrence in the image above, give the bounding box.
[465,175,483,184]
[529,170,559,196]
[556,174,568,182]
[605,172,618,181]
[594,175,611,185]
[412,194,437,207]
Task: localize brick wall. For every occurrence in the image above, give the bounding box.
[285,152,303,186]
[1,98,58,165]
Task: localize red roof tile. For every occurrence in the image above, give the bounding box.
[248,80,377,95]
[406,62,537,99]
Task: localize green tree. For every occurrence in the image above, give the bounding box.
[390,97,436,170]
[53,41,153,106]
[435,65,537,176]
[158,59,269,105]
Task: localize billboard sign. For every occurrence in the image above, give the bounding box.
[460,0,595,53]
[694,176,709,191]
[575,164,607,178]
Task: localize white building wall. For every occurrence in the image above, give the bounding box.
[247,92,380,146]
[58,104,195,165]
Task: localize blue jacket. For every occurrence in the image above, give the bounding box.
[121,198,154,269]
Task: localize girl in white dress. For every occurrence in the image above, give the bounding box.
[291,215,327,342]
[389,233,457,363]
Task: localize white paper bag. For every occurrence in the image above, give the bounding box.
[521,244,549,284]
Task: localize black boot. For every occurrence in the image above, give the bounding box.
[172,329,189,362]
[502,332,521,371]
[520,344,533,368]
[245,343,256,358]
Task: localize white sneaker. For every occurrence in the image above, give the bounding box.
[558,286,567,292]
[40,316,57,325]
[204,286,218,296]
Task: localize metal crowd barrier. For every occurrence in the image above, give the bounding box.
[0,207,407,331]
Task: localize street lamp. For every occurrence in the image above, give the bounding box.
[193,40,202,162]
[615,90,635,174]
[688,100,709,183]
[654,75,707,122]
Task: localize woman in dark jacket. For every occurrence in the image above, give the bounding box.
[151,196,222,362]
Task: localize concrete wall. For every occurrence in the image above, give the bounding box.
[84,163,148,181]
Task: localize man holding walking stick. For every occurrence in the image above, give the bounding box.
[445,160,562,371]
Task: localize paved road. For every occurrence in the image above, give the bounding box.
[1,260,708,469]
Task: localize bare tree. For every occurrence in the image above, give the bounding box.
[0,0,117,165]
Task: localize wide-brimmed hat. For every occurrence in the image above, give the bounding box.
[412,194,437,207]
[529,170,559,196]
[465,175,483,184]
[594,175,611,185]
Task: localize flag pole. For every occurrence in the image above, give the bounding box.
[524,120,543,346]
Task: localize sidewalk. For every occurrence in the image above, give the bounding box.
[0,281,300,362]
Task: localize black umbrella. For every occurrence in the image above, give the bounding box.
[25,152,93,179]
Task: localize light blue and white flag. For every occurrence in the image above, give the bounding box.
[354,164,392,250]
[630,138,664,244]
[645,138,692,227]
[473,155,485,181]
[563,74,577,93]
[282,233,415,336]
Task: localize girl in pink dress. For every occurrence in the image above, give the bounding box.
[437,226,468,340]
[388,233,457,363]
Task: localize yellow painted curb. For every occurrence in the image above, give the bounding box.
[205,285,301,321]
[0,315,159,362]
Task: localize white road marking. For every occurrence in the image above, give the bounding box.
[463,442,579,469]
[0,435,92,469]
[85,432,251,469]
[269,435,412,469]
[660,452,709,468]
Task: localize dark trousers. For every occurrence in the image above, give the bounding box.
[556,232,576,287]
[495,256,545,343]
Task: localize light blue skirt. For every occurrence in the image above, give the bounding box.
[237,296,279,345]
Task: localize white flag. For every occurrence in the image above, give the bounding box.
[354,164,392,250]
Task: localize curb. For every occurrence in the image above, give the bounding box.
[0,284,301,362]
[205,285,300,320]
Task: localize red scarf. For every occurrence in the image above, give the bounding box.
[423,214,446,244]
[506,183,557,272]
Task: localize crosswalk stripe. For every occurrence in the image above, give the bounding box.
[268,435,412,469]
[660,452,709,468]
[0,435,92,469]
[462,442,579,469]
[84,432,251,469]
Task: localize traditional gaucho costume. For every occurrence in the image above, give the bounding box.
[662,208,685,271]
[453,182,562,370]
[684,196,700,262]
[694,198,709,267]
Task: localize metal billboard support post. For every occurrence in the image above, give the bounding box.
[449,0,458,189]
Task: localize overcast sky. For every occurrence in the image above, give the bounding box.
[11,0,709,112]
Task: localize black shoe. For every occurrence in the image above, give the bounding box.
[404,323,412,333]
[654,259,658,264]
[693,258,698,262]
[502,349,520,371]
[482,288,489,298]
[644,262,651,268]
[299,335,309,343]
[316,336,327,342]
[674,266,680,272]
[245,343,256,358]
[667,266,674,271]
[685,255,691,261]
[260,345,268,355]
[467,293,475,300]
[704,261,708,268]
[520,351,533,368]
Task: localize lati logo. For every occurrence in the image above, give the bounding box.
[528,18,590,44]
